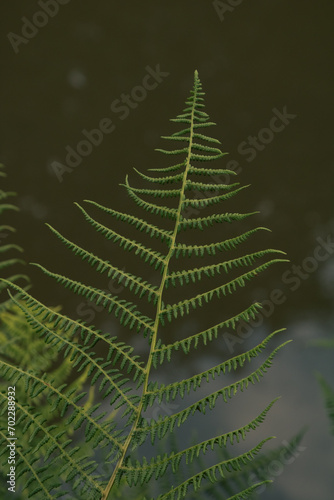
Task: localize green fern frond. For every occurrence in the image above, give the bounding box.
[0,72,292,499]
[184,180,240,192]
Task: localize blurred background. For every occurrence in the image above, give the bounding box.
[0,1,334,498]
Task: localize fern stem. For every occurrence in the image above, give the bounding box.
[103,71,200,500]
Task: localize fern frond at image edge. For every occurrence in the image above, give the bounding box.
[0,71,291,499]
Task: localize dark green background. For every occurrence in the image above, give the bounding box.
[1,1,334,498]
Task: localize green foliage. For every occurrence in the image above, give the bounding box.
[0,164,29,311]
[0,72,291,499]
[0,164,97,499]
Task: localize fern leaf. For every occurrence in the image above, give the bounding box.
[1,72,292,499]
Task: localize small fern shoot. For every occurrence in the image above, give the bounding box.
[0,71,290,499]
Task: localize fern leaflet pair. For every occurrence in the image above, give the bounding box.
[0,71,290,499]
